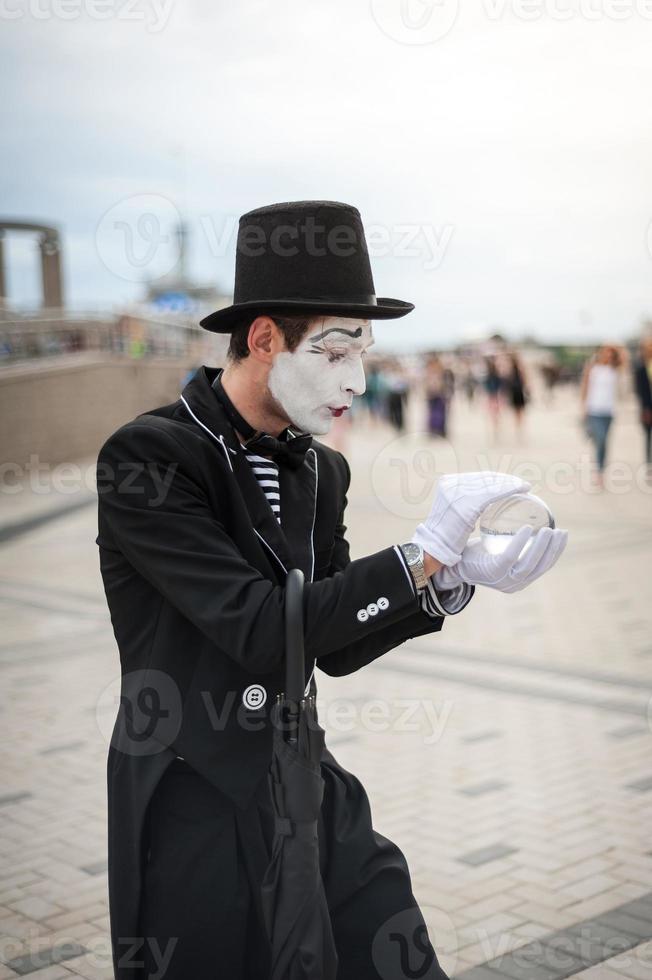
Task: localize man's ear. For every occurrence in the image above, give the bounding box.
[247,317,285,364]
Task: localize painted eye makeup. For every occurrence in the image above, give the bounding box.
[307,342,349,360]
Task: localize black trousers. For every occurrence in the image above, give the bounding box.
[139,751,448,980]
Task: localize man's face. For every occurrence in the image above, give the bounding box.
[267,317,374,434]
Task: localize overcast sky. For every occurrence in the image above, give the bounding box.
[2,0,652,349]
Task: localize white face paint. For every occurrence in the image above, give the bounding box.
[268,317,373,434]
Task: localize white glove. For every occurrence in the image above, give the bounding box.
[412,471,531,566]
[434,524,568,593]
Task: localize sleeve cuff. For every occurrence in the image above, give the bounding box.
[421,578,475,617]
[393,546,474,617]
[393,544,419,600]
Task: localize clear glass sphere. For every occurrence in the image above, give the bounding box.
[479,492,555,555]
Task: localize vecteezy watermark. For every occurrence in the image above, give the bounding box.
[366,223,454,272]
[370,0,652,46]
[0,0,174,32]
[372,904,459,979]
[199,213,454,271]
[1,456,99,496]
[95,202,454,275]
[370,433,652,520]
[0,456,180,507]
[453,920,651,975]
[320,695,454,745]
[95,672,455,755]
[370,0,460,45]
[481,0,652,22]
[115,936,177,979]
[0,929,176,980]
[95,194,181,282]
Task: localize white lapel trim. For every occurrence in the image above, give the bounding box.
[181,392,317,581]
[307,448,318,584]
[180,394,235,473]
[253,528,288,574]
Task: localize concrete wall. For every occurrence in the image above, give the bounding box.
[0,354,214,467]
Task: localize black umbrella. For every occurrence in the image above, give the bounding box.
[260,568,338,980]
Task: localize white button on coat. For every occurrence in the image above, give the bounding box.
[242,684,267,709]
[357,596,391,623]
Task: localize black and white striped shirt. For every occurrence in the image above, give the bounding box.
[244,450,282,524]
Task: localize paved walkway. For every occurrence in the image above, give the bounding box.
[0,383,651,979]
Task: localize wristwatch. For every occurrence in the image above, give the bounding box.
[399,542,428,591]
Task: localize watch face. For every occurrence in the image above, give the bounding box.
[403,543,421,565]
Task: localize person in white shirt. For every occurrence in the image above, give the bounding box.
[580,344,624,486]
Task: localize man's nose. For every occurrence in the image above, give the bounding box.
[344,359,366,398]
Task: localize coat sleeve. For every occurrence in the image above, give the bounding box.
[315,453,445,677]
[96,423,426,676]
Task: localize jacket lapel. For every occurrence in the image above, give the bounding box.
[179,365,317,581]
[277,446,318,582]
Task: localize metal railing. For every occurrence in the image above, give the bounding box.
[0,307,227,365]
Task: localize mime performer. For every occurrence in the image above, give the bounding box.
[96,201,567,979]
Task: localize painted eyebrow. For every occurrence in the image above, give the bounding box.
[307,326,364,343]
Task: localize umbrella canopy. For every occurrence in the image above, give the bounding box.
[261,568,338,980]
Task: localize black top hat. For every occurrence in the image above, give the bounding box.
[199,200,414,333]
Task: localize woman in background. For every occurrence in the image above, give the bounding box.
[424,354,448,437]
[633,336,652,478]
[580,344,624,487]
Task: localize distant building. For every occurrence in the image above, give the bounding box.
[144,221,231,317]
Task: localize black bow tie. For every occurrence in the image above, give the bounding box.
[242,430,314,469]
[211,370,313,469]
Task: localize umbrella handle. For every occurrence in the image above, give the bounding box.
[284,568,305,703]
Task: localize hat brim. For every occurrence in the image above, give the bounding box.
[199,297,414,333]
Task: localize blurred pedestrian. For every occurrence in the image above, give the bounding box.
[540,358,560,406]
[633,336,652,476]
[361,363,383,425]
[386,361,409,432]
[505,352,529,438]
[483,355,503,442]
[580,344,624,487]
[424,354,448,437]
[461,361,478,403]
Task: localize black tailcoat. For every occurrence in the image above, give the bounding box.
[96,365,445,978]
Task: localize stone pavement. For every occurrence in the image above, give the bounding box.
[0,382,651,979]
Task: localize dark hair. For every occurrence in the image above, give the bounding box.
[226,315,316,362]
[597,344,623,368]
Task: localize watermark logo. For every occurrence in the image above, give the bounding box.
[95,193,181,283]
[96,669,182,756]
[372,904,458,978]
[370,0,460,44]
[371,432,460,519]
